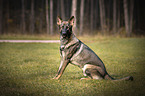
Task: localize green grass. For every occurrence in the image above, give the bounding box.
[0,37,145,96]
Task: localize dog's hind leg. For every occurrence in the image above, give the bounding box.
[80,69,103,80]
[81,64,104,80]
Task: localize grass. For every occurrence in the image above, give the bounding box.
[0,37,145,96]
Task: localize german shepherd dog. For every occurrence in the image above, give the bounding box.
[53,16,133,81]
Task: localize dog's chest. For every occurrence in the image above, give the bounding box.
[60,45,70,57]
[60,45,65,57]
[60,41,80,60]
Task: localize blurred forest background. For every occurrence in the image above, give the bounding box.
[0,0,145,37]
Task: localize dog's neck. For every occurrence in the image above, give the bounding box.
[60,33,79,49]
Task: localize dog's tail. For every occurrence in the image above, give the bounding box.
[104,74,133,81]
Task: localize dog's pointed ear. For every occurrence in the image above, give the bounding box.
[68,16,74,26]
[57,16,63,25]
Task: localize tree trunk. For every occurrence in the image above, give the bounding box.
[57,0,60,17]
[85,0,90,31]
[0,0,3,34]
[94,0,99,31]
[102,0,106,28]
[39,0,44,34]
[113,0,117,34]
[99,0,106,34]
[99,0,103,31]
[30,0,34,34]
[123,0,129,36]
[129,0,134,36]
[50,0,53,35]
[90,0,94,34]
[66,0,70,18]
[106,0,111,32]
[21,0,25,34]
[60,0,65,19]
[80,0,85,35]
[6,0,9,34]
[117,0,120,33]
[71,0,77,34]
[46,0,49,34]
[137,1,140,30]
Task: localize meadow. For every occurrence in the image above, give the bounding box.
[0,36,145,96]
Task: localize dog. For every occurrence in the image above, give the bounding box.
[53,16,133,81]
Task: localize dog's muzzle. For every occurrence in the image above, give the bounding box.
[61,28,69,38]
[62,31,67,38]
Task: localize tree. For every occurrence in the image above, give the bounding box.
[50,0,53,35]
[80,0,85,35]
[123,0,129,36]
[113,0,117,34]
[117,0,121,33]
[90,0,94,34]
[30,0,35,34]
[129,0,134,36]
[123,0,134,37]
[0,0,143,36]
[106,0,111,32]
[99,0,106,34]
[6,0,10,34]
[38,0,44,34]
[60,0,65,19]
[84,0,90,31]
[0,0,3,34]
[46,0,49,34]
[94,0,99,31]
[21,0,26,34]
[57,0,60,17]
[71,0,77,34]
[66,0,70,18]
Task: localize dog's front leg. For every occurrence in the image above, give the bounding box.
[53,58,69,79]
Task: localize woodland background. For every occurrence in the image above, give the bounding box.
[0,0,145,37]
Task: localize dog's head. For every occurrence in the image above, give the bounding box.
[57,16,74,39]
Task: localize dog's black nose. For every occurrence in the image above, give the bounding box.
[62,31,67,35]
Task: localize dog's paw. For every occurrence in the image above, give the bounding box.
[80,78,90,80]
[53,77,57,79]
[53,76,60,80]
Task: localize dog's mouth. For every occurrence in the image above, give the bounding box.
[61,32,68,38]
[62,35,67,38]
[62,34,66,37]
[61,30,72,39]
